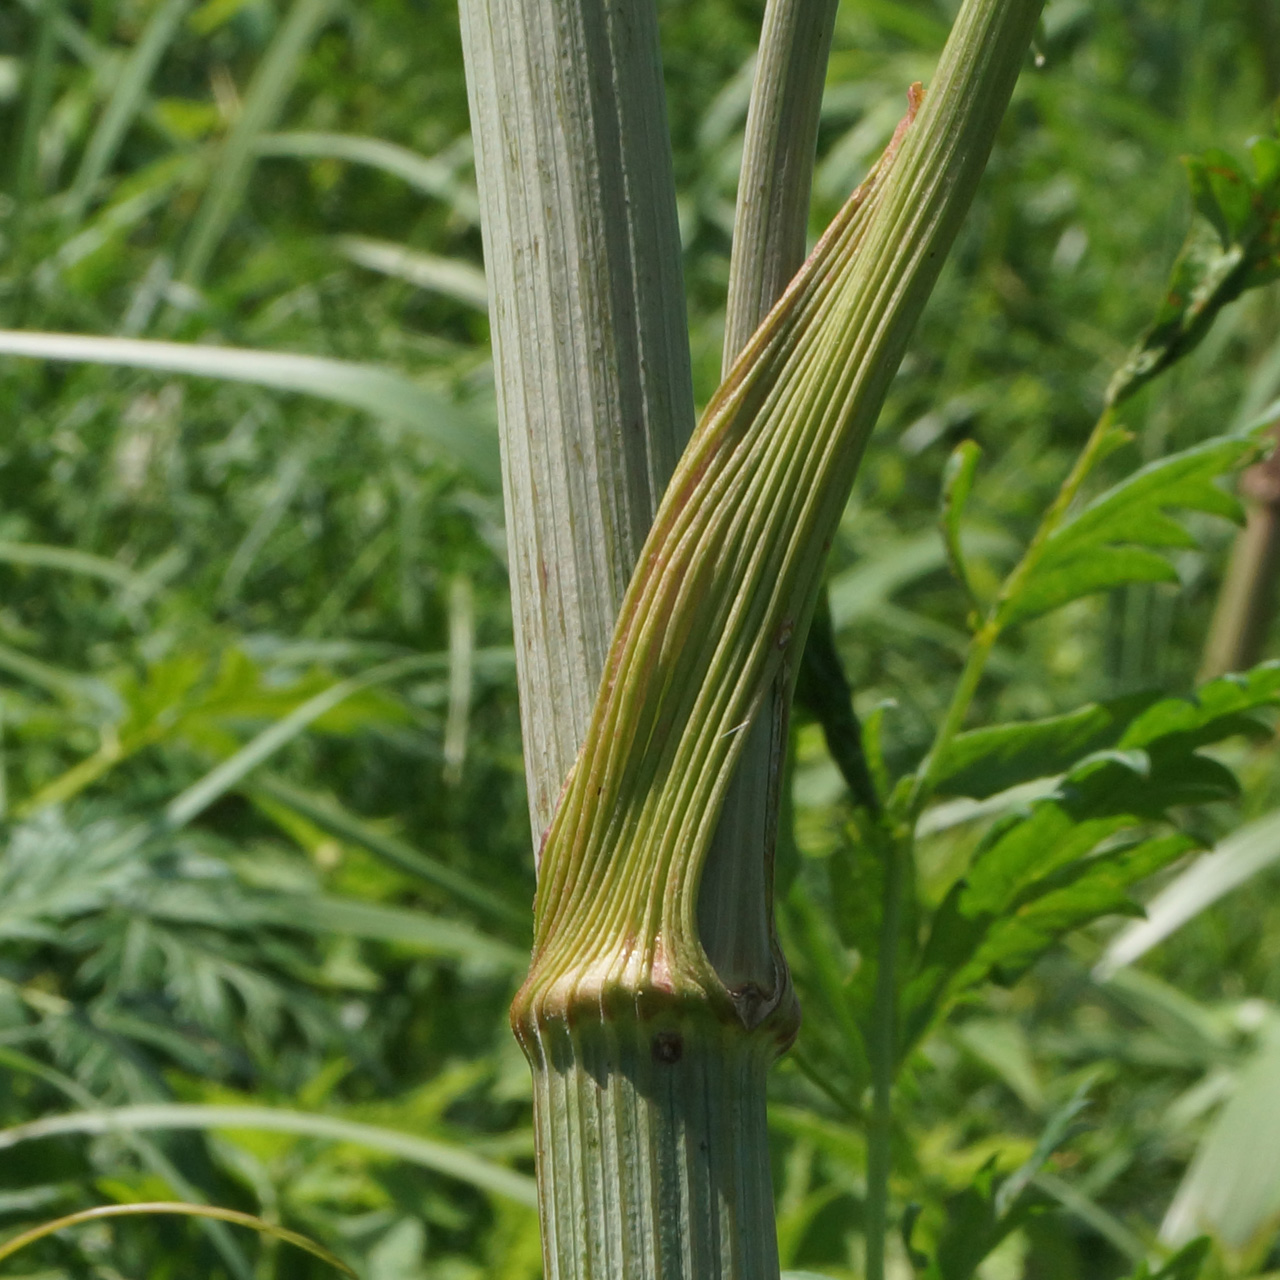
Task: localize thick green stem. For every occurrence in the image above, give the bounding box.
[521,1011,788,1280]
[457,0,696,843]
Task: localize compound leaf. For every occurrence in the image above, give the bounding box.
[997,435,1257,628]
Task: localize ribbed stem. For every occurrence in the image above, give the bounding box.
[525,1015,783,1280]
[458,0,695,843]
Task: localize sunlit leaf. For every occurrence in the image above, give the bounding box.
[1109,126,1280,405]
[998,435,1257,628]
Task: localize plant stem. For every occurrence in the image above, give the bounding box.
[457,0,695,843]
[466,0,1042,1274]
[699,0,840,1002]
[1200,421,1280,678]
[523,1018,785,1280]
[865,829,907,1280]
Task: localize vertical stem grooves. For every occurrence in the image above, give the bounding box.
[459,0,695,843]
[723,0,841,369]
[462,0,1042,1275]
[526,0,1043,1007]
[528,1024,779,1280]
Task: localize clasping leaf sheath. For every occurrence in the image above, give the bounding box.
[514,0,1044,1048]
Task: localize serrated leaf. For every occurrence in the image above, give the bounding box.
[972,832,1195,987]
[904,819,1195,1049]
[999,435,1256,628]
[1109,128,1280,405]
[935,664,1280,803]
[933,692,1158,799]
[1118,661,1280,751]
[903,673,1267,1049]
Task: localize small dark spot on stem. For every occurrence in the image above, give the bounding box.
[652,1032,683,1064]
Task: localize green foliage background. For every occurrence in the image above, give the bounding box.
[0,0,1278,1277]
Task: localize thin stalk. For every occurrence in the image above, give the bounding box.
[1200,421,1280,678]
[702,0,840,1007]
[865,832,907,1280]
[908,406,1116,816]
[722,0,840,368]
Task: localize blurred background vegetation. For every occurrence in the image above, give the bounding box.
[0,0,1278,1277]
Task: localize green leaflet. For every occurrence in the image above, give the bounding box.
[932,692,1156,799]
[997,434,1256,628]
[933,662,1280,799]
[903,822,1192,1051]
[1109,125,1280,406]
[1119,660,1280,751]
[904,1087,1089,1280]
[900,660,1280,1049]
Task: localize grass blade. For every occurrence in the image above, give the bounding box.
[162,654,442,830]
[239,896,525,969]
[0,540,145,589]
[0,331,499,483]
[0,641,107,706]
[0,1202,355,1276]
[65,0,195,219]
[1097,806,1280,976]
[250,773,526,927]
[258,131,481,221]
[178,0,335,285]
[336,235,488,310]
[1161,1033,1280,1259]
[0,1048,254,1280]
[0,1105,538,1206]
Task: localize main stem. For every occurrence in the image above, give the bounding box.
[459,2,787,1275]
